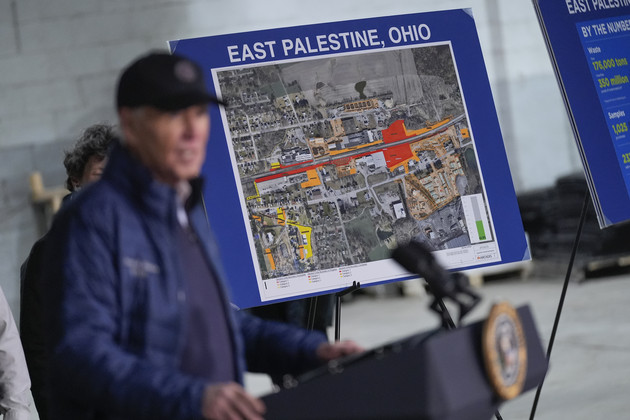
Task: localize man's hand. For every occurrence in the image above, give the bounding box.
[315,340,364,362]
[201,382,266,420]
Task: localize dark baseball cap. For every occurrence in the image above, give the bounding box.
[116,51,224,111]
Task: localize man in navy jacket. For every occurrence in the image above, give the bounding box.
[43,51,362,420]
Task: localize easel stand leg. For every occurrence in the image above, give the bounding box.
[306,296,319,331]
[529,191,590,420]
[333,281,360,342]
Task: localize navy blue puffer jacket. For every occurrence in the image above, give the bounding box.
[43,142,326,420]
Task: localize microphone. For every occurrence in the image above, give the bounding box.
[391,240,480,324]
[391,240,456,301]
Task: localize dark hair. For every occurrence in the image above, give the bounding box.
[63,124,117,191]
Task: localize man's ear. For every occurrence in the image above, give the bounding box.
[118,107,136,144]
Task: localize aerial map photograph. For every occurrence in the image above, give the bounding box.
[215,43,495,284]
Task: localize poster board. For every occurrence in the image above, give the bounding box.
[534,0,630,228]
[169,9,528,309]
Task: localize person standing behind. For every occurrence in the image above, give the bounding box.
[0,286,31,420]
[19,124,116,419]
[61,124,115,194]
[42,51,362,420]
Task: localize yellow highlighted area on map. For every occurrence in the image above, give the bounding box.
[255,214,314,262]
[276,207,286,226]
[297,226,313,259]
[246,182,261,201]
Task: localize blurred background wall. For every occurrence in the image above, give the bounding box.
[0,0,582,314]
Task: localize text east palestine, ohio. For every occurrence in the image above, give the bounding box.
[227,30,382,63]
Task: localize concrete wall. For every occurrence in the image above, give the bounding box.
[490,0,582,192]
[0,0,578,314]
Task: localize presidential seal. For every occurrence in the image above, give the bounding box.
[482,302,527,400]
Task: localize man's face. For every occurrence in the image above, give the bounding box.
[120,104,210,186]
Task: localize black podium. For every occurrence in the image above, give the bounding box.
[262,305,548,420]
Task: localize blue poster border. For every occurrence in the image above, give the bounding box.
[170,9,528,309]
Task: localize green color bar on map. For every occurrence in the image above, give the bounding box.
[476,220,486,241]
